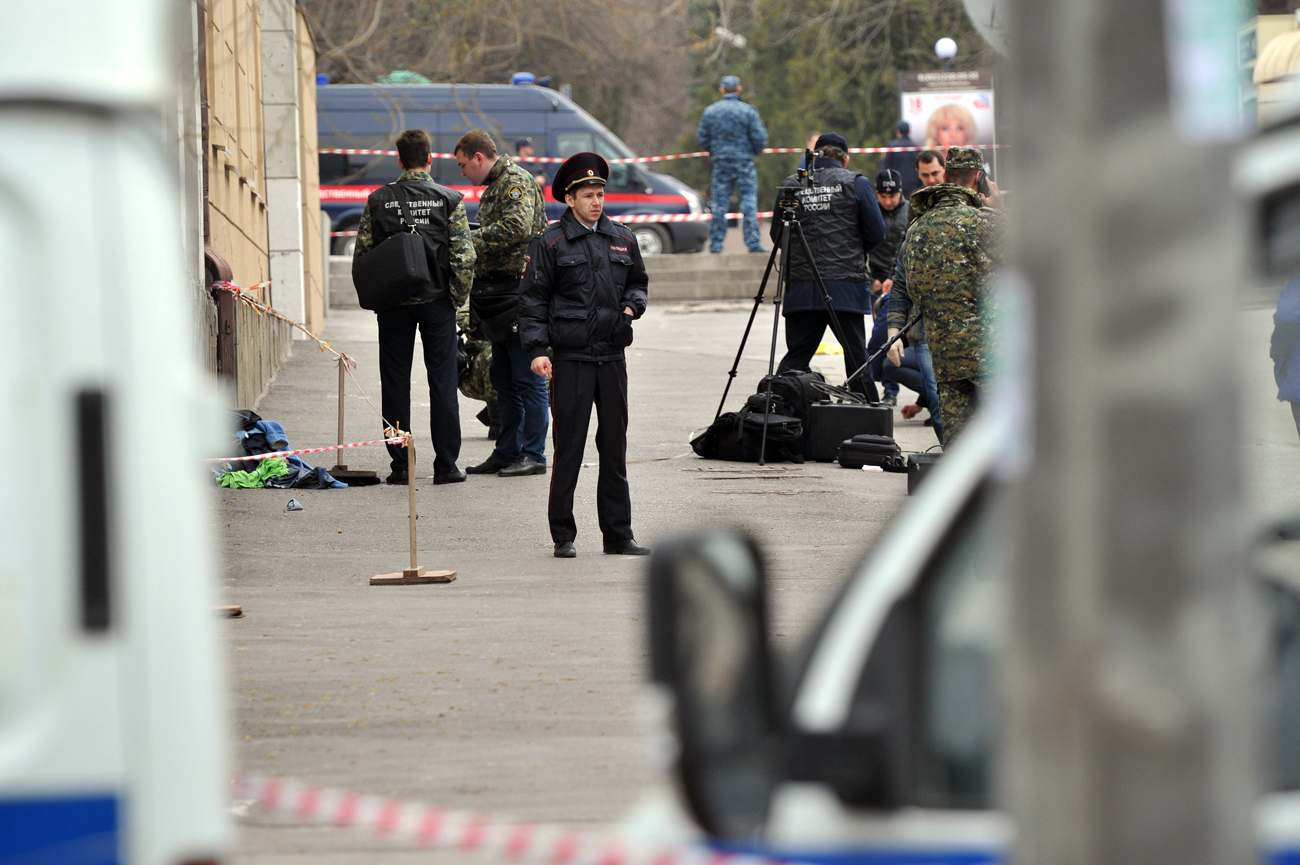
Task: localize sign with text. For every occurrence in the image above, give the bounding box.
[899,69,996,152]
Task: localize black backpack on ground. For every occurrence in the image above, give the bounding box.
[838,434,906,471]
[756,369,824,427]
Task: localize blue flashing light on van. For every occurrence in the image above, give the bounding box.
[317,83,708,257]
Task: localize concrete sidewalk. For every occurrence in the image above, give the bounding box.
[222,303,931,863]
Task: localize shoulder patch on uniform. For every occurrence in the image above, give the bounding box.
[508,185,524,201]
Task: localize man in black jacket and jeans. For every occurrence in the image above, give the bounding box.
[353,129,476,485]
[518,153,650,559]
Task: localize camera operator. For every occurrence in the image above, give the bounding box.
[771,133,886,393]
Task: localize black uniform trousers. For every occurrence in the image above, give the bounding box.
[376,298,461,476]
[778,310,868,393]
[548,358,633,546]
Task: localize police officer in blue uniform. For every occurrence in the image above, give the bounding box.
[518,154,651,559]
[697,75,768,254]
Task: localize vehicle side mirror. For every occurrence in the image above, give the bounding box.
[649,531,779,839]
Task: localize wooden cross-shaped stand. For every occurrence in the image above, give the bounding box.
[371,431,456,586]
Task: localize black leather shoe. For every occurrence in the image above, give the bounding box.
[385,470,409,485]
[603,539,651,556]
[432,468,467,485]
[554,541,576,558]
[466,456,512,474]
[498,458,546,478]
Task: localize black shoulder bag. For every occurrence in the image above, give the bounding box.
[351,184,432,312]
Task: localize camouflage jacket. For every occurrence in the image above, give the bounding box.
[902,183,1005,383]
[472,155,548,278]
[353,169,476,307]
[696,94,768,162]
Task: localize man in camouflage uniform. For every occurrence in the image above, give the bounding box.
[353,129,476,484]
[902,145,1004,442]
[697,75,768,253]
[454,129,551,477]
[455,302,499,438]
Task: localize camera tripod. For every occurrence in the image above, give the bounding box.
[714,159,880,465]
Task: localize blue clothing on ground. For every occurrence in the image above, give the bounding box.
[490,339,549,465]
[709,160,763,252]
[697,94,768,161]
[915,342,943,443]
[1273,276,1300,403]
[234,420,346,488]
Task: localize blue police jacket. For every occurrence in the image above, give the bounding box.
[697,94,768,161]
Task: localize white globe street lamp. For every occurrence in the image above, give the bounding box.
[935,37,957,69]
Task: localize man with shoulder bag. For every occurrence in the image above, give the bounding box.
[352,129,476,485]
[454,129,550,477]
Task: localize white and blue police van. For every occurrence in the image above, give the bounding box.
[0,0,229,862]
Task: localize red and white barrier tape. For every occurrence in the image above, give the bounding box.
[212,280,354,365]
[319,145,1004,163]
[331,212,773,235]
[232,772,785,865]
[209,434,410,465]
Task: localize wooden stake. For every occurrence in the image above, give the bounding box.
[371,431,455,585]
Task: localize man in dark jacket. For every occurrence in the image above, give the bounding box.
[353,129,476,485]
[771,133,886,394]
[518,153,651,559]
[879,120,921,198]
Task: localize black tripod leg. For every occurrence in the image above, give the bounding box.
[759,219,791,466]
[714,242,781,423]
[843,313,921,391]
[790,221,880,404]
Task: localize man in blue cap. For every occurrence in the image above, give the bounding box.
[517,153,651,559]
[697,75,768,253]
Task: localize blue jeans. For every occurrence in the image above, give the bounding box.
[883,348,925,406]
[489,339,549,464]
[915,342,943,444]
[709,159,762,252]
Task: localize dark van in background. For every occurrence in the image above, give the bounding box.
[319,82,708,257]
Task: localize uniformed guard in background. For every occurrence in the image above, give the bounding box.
[518,153,651,559]
[771,132,886,394]
[902,145,1004,441]
[353,128,476,485]
[697,75,768,254]
[455,128,551,478]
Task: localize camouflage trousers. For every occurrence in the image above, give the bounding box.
[709,159,763,252]
[460,340,496,405]
[936,378,979,442]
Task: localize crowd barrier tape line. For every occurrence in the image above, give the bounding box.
[232,772,788,865]
[212,280,355,367]
[331,212,776,236]
[318,144,1004,163]
[208,435,412,466]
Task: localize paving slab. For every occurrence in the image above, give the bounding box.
[221,303,933,862]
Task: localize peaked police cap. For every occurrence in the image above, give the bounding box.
[552,152,609,203]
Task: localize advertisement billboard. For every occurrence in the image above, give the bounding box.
[899,69,996,153]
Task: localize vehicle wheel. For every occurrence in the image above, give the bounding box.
[331,226,358,257]
[633,224,671,256]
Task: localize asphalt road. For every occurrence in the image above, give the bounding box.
[222,302,933,863]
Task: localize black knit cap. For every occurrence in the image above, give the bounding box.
[552,152,609,203]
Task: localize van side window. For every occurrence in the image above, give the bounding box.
[915,493,1004,809]
[557,132,594,158]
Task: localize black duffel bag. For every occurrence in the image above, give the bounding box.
[691,405,804,463]
[469,275,523,342]
[351,187,433,312]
